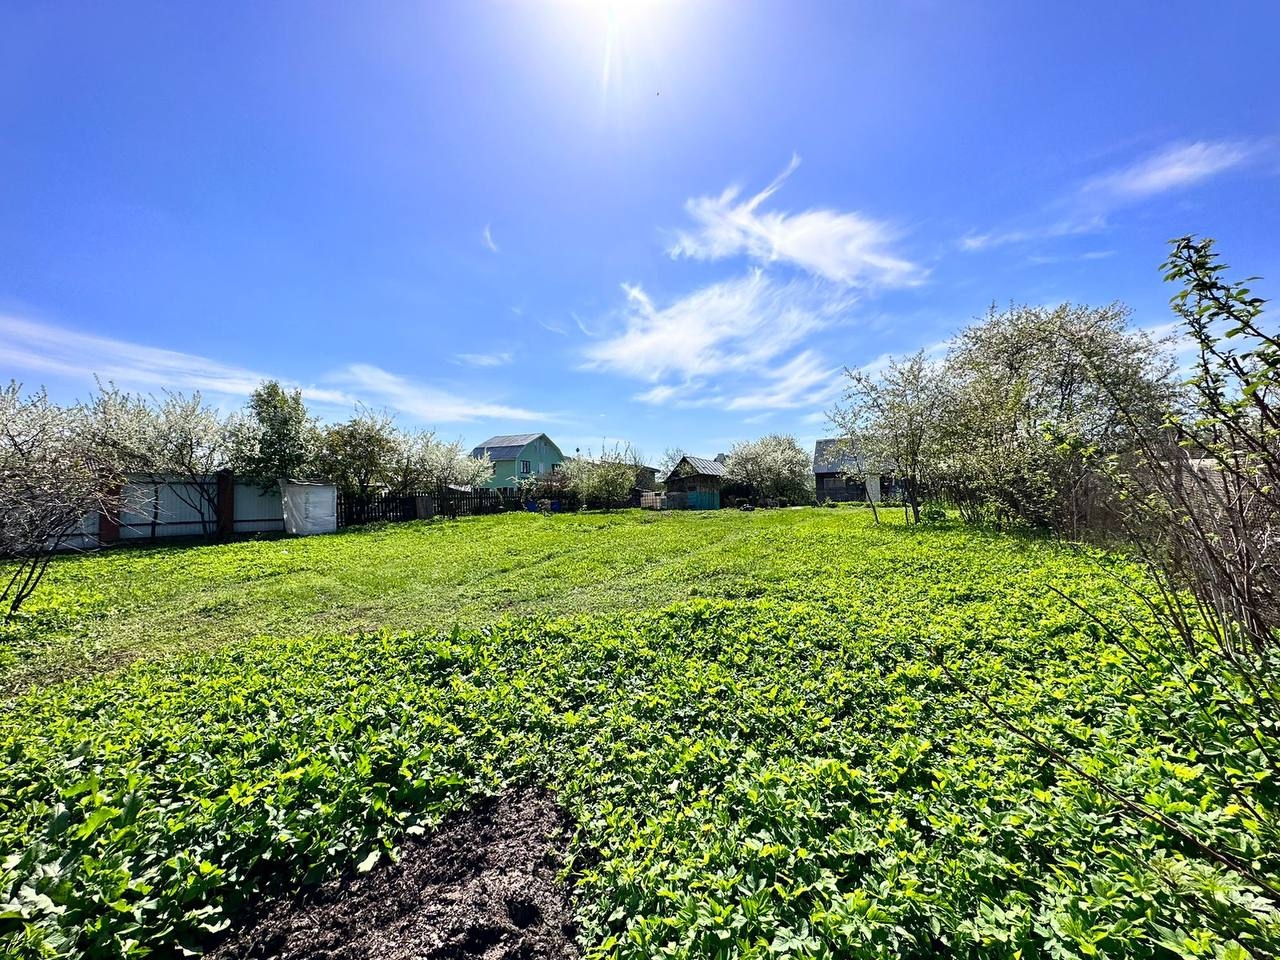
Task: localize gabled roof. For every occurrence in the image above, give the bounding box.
[677,455,727,477]
[813,439,897,475]
[470,433,550,461]
[813,438,858,474]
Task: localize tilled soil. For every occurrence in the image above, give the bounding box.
[210,790,581,960]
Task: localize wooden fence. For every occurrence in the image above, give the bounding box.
[435,488,506,520]
[336,488,507,528]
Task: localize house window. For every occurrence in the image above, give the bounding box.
[520,460,531,475]
[551,463,561,472]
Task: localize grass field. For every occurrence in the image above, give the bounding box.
[2,509,1276,958]
[2,507,1011,695]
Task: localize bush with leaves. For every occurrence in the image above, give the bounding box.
[562,444,643,511]
[944,236,1280,958]
[229,381,321,492]
[938,302,1171,533]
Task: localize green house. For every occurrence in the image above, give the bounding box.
[469,433,565,490]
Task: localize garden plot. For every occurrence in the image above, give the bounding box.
[211,790,578,960]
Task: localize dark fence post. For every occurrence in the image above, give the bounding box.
[216,470,235,540]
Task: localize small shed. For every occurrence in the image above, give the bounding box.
[281,480,339,535]
[662,456,726,509]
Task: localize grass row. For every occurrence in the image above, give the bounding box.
[3,509,881,695]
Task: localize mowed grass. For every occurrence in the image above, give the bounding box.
[5,507,996,694]
[2,509,1276,958]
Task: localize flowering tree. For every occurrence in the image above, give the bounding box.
[724,434,814,504]
[422,439,492,489]
[0,384,125,619]
[95,389,239,539]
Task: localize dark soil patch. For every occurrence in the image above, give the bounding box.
[211,790,581,960]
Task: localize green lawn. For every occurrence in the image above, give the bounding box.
[1,509,1276,958]
[4,507,999,695]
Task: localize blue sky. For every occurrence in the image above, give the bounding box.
[2,1,1278,462]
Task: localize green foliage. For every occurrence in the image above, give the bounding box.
[830,350,944,523]
[936,302,1170,534]
[316,408,399,499]
[0,512,1276,958]
[724,434,815,505]
[561,444,644,511]
[229,381,320,492]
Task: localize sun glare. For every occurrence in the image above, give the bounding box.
[544,0,692,110]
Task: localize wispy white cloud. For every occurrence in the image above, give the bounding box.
[571,312,598,337]
[452,351,513,368]
[0,313,349,406]
[584,270,851,384]
[959,216,1107,252]
[1082,140,1254,200]
[327,364,546,422]
[1,313,542,424]
[962,139,1262,253]
[723,350,842,411]
[482,224,500,253]
[633,383,683,404]
[1025,248,1117,266]
[584,273,854,413]
[670,155,924,287]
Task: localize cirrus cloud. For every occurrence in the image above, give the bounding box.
[1081,140,1255,201]
[669,155,925,287]
[582,271,854,413]
[0,313,544,424]
[583,270,852,383]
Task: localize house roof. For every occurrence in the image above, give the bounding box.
[469,433,547,461]
[813,439,898,475]
[813,439,858,474]
[678,455,727,477]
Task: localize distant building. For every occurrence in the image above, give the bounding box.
[469,433,564,490]
[812,439,903,502]
[662,455,726,509]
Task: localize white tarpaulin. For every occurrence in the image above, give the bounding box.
[280,480,338,536]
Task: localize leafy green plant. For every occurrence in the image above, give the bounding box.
[0,511,1275,958]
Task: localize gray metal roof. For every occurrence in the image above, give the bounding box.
[469,433,544,461]
[813,438,858,474]
[678,455,727,477]
[813,439,897,475]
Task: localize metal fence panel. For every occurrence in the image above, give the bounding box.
[118,479,215,539]
[233,482,285,534]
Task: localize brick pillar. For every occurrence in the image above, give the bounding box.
[216,470,235,540]
[98,484,122,545]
